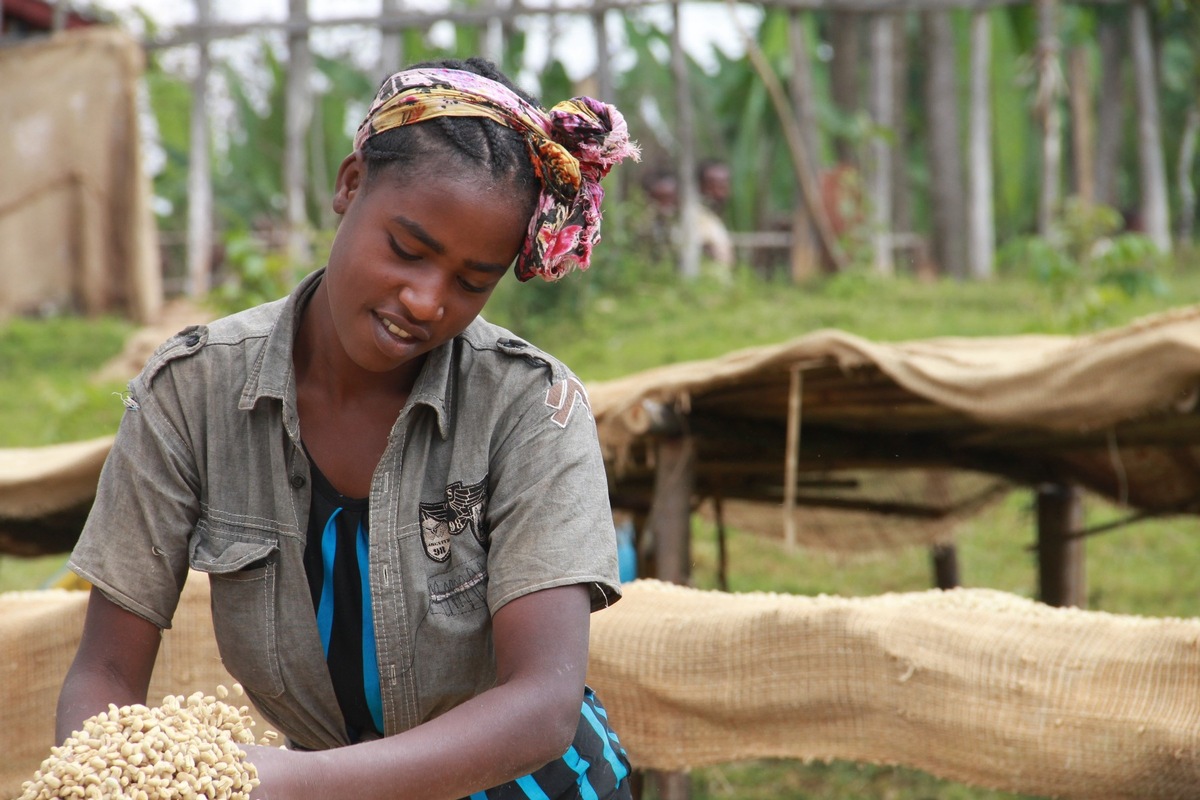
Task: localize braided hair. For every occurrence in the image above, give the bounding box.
[359,57,540,219]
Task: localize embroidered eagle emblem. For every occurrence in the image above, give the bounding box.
[419,478,489,562]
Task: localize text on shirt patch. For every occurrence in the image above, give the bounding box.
[419,478,489,562]
[545,376,591,428]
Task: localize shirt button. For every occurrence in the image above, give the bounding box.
[290,474,306,489]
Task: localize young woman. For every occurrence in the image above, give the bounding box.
[56,57,639,799]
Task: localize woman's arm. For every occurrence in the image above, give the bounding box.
[56,587,163,743]
[251,582,593,800]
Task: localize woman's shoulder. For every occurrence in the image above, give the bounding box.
[134,297,289,391]
[458,316,575,381]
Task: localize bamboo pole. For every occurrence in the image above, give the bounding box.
[185,0,213,299]
[783,366,803,549]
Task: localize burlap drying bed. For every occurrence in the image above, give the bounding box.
[590,304,1200,549]
[4,578,1197,799]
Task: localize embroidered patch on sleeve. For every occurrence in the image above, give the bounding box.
[419,478,489,562]
[545,376,591,429]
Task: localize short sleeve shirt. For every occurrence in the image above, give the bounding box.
[68,268,622,750]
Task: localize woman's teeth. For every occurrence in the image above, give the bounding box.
[385,319,411,339]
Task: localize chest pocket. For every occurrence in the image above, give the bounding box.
[189,520,285,698]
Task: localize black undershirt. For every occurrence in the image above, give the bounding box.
[302,453,380,743]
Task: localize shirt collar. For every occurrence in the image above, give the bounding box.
[241,267,458,440]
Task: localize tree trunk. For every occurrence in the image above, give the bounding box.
[1034,0,1063,241]
[1179,102,1199,245]
[922,9,968,277]
[1067,45,1095,206]
[867,12,894,276]
[829,11,860,167]
[1094,8,1125,210]
[788,10,821,281]
[890,13,912,238]
[967,9,995,280]
[1130,0,1172,252]
[186,0,213,298]
[284,0,313,272]
[671,2,701,280]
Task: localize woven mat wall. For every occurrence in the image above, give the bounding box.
[4,578,1197,798]
[586,581,1200,799]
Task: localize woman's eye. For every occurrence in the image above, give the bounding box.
[387,236,420,261]
[458,278,489,294]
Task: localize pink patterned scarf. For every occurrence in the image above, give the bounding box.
[354,68,640,282]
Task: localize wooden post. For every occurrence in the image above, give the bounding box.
[186,0,214,299]
[714,494,729,592]
[931,543,960,590]
[1036,483,1086,608]
[643,432,695,800]
[284,0,313,273]
[648,435,695,586]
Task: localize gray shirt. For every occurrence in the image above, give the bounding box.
[69,269,622,750]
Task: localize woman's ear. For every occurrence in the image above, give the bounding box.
[332,151,366,215]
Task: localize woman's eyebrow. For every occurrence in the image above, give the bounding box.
[465,259,510,275]
[391,215,445,254]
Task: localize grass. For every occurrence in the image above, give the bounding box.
[4,257,1200,798]
[0,314,133,447]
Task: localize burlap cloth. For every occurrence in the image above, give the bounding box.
[586,581,1199,799]
[4,578,1197,799]
[0,27,160,323]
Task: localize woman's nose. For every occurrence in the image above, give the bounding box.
[399,277,446,323]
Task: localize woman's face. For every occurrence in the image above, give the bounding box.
[321,153,529,375]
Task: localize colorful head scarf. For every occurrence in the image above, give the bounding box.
[354,68,640,282]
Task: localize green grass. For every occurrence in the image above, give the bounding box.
[4,261,1200,798]
[0,314,133,447]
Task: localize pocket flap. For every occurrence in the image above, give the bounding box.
[190,533,278,574]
